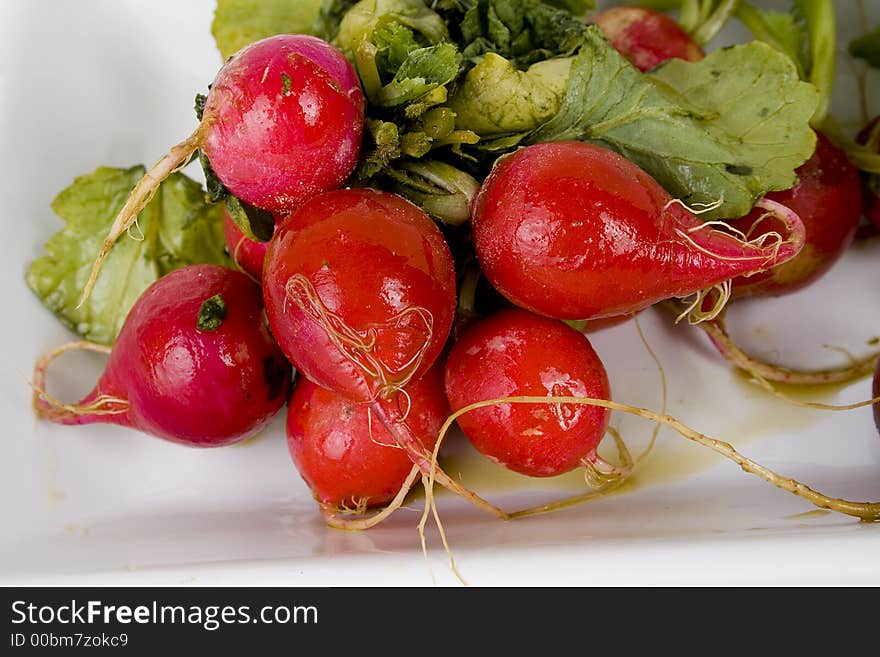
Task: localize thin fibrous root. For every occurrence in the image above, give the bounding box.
[372,401,509,521]
[78,122,210,307]
[285,274,435,397]
[439,396,880,523]
[320,465,420,531]
[664,197,725,216]
[418,472,465,586]
[673,198,806,325]
[676,280,731,325]
[32,341,128,423]
[510,428,634,520]
[700,314,880,396]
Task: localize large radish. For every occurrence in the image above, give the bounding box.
[472,141,806,321]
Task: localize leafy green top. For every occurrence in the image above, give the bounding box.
[27,166,229,345]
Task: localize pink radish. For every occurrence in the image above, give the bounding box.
[34,265,290,447]
[81,34,364,303]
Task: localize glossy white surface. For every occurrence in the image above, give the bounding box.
[1,0,879,586]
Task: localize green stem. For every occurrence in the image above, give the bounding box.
[680,0,703,33]
[354,41,382,105]
[693,0,741,45]
[801,0,836,127]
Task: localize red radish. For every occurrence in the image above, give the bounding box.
[857,116,880,230]
[33,265,291,447]
[591,7,703,72]
[471,141,806,321]
[203,35,364,212]
[287,364,448,509]
[264,188,455,403]
[263,188,505,517]
[730,132,862,297]
[81,34,364,303]
[445,308,611,478]
[223,210,282,280]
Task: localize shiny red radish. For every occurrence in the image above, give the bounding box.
[81,34,365,303]
[287,364,448,509]
[730,132,862,298]
[33,265,291,447]
[263,188,455,403]
[591,7,703,72]
[471,141,806,321]
[203,35,364,212]
[445,308,611,478]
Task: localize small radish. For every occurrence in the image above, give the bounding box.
[857,116,880,230]
[81,34,365,303]
[591,7,703,72]
[730,132,863,298]
[445,308,611,478]
[471,141,806,321]
[263,188,505,518]
[33,265,291,447]
[287,363,448,511]
[223,209,281,280]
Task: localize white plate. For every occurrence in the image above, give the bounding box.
[1,0,879,586]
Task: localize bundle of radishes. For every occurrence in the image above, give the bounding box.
[28,1,880,532]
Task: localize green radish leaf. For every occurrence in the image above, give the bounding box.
[529,27,819,221]
[376,43,462,106]
[736,1,836,125]
[372,20,423,74]
[224,195,276,243]
[26,166,228,345]
[335,0,449,58]
[459,0,588,68]
[734,6,805,74]
[212,0,326,60]
[850,26,880,69]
